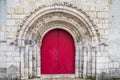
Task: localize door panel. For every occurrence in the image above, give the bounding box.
[41,29,58,74]
[41,29,75,74]
[59,29,75,74]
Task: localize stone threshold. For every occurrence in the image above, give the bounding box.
[29,78,88,80]
[40,74,75,79]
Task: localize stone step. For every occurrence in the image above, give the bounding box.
[29,78,88,80]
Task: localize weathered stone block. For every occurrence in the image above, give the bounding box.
[6,32,16,38]
[109,63,114,68]
[7,14,26,19]
[88,12,97,18]
[37,61,40,66]
[14,7,24,14]
[6,26,17,33]
[97,12,109,19]
[6,52,12,57]
[29,62,32,68]
[97,57,106,63]
[7,8,14,14]
[29,56,32,61]
[96,52,102,57]
[99,19,105,24]
[12,52,19,57]
[104,6,110,11]
[104,46,109,52]
[97,23,103,29]
[0,56,6,62]
[0,67,7,78]
[13,57,20,62]
[37,67,40,77]
[93,19,99,24]
[15,20,22,26]
[7,20,15,26]
[6,57,12,62]
[113,62,119,68]
[104,30,109,36]
[0,25,2,32]
[7,65,19,79]
[89,5,95,11]
[0,51,5,56]
[82,5,90,11]
[96,63,105,69]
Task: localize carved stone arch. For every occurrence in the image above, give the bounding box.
[17,4,100,44]
[37,22,82,45]
[17,4,100,79]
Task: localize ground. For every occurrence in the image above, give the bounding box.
[29,78,91,80]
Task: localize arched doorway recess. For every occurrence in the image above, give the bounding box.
[41,29,75,74]
[17,4,100,78]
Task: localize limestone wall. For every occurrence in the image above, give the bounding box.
[0,0,117,79]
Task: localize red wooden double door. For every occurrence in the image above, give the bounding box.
[41,29,75,74]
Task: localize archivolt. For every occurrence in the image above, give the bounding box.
[16,3,100,46]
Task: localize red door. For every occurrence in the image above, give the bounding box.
[41,29,75,74]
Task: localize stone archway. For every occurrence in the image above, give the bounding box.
[16,3,100,79]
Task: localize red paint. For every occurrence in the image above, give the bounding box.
[41,29,75,74]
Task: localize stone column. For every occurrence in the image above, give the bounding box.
[20,46,25,79]
[28,46,33,78]
[24,45,29,79]
[83,46,87,78]
[36,44,40,77]
[80,42,84,78]
[33,44,37,77]
[75,42,80,78]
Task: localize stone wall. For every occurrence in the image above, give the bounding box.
[0,0,118,79]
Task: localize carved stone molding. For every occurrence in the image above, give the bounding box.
[16,3,100,45]
[27,12,89,43]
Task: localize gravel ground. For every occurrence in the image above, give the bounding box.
[29,78,86,80]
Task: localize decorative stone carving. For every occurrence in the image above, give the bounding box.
[7,65,19,79]
[17,3,100,43]
[0,68,7,79]
[23,12,92,43]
